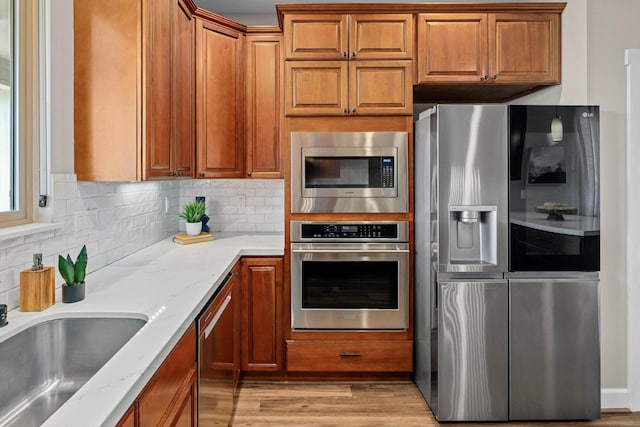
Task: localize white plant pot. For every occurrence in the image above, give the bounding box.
[185,221,202,236]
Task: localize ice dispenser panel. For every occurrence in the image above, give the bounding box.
[448,206,497,267]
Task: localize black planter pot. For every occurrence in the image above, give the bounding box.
[62,282,86,303]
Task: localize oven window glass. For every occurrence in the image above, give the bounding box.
[301,261,398,309]
[304,157,390,188]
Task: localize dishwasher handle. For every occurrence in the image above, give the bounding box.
[203,294,232,339]
[199,271,234,335]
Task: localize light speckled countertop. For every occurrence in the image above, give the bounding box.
[0,233,283,427]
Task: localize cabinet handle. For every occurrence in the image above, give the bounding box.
[339,352,361,358]
[200,172,205,178]
[247,172,252,177]
[351,108,357,114]
[351,52,356,58]
[343,108,348,114]
[483,75,489,82]
[493,74,498,81]
[169,172,177,177]
[343,51,348,58]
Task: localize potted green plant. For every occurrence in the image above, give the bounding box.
[179,201,206,236]
[58,245,88,303]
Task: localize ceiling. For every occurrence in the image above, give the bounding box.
[195,0,552,25]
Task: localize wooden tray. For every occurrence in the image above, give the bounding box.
[172,232,214,245]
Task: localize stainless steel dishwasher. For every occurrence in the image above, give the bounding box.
[197,269,239,426]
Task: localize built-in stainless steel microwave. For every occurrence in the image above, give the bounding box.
[290,132,408,213]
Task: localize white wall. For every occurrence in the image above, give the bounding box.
[586,0,640,395]
[626,48,640,411]
[48,0,73,174]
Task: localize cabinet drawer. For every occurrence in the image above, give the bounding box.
[287,341,412,372]
[139,325,196,427]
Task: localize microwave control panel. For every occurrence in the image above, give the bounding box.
[381,157,395,188]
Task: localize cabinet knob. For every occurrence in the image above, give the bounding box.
[351,108,357,114]
[493,74,498,81]
[351,52,356,58]
[169,172,177,177]
[343,108,348,114]
[483,75,489,81]
[200,172,205,178]
[247,172,252,177]
[343,51,348,58]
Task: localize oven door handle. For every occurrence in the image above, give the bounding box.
[292,249,410,254]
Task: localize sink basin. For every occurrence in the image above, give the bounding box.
[0,316,146,427]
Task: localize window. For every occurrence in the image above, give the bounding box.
[0,0,39,227]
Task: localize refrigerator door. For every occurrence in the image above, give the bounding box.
[437,105,508,275]
[508,105,600,272]
[414,108,435,404]
[509,279,600,420]
[437,280,509,421]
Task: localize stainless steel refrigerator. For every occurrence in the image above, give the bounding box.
[414,104,600,422]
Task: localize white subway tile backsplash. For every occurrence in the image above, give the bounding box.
[1,177,283,311]
[0,268,15,293]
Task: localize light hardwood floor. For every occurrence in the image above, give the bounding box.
[230,382,640,427]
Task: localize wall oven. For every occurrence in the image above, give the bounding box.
[291,132,408,213]
[290,221,409,330]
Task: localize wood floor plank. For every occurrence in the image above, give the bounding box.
[229,382,640,427]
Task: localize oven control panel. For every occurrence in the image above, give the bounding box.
[300,223,398,239]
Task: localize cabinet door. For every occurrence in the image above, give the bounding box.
[116,405,136,427]
[489,13,560,84]
[144,0,174,179]
[139,326,196,427]
[74,0,141,181]
[349,60,412,115]
[170,370,196,427]
[349,14,413,60]
[241,258,283,372]
[246,35,283,178]
[285,61,348,116]
[196,19,245,178]
[417,13,488,83]
[284,14,348,60]
[172,0,195,178]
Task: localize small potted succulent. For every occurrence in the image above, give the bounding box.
[58,245,88,303]
[179,201,206,236]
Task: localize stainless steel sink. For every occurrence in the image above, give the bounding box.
[0,316,146,427]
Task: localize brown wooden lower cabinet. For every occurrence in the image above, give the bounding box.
[241,257,284,373]
[117,325,196,427]
[116,406,136,427]
[286,340,413,373]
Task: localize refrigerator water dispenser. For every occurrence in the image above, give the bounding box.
[448,206,497,267]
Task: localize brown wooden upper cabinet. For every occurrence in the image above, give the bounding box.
[285,60,412,116]
[245,35,284,178]
[75,0,195,181]
[284,14,413,60]
[284,13,413,116]
[195,19,245,179]
[417,12,560,85]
